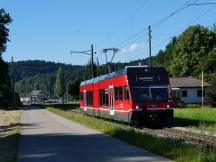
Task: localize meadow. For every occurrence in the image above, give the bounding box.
[174,107,216,132]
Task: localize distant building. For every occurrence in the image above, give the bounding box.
[170,77,209,104]
[20,97,31,103]
[30,90,45,104]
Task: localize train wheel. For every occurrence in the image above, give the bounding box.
[130,115,141,127]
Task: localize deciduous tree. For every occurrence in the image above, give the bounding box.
[55,67,65,102]
[206,73,216,107]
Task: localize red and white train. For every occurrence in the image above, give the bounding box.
[79,66,173,127]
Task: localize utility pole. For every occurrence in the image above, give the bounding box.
[91,44,94,78]
[11,56,15,104]
[70,44,95,79]
[148,25,152,67]
[201,70,204,108]
[96,57,100,76]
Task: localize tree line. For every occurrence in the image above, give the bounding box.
[0,9,21,107]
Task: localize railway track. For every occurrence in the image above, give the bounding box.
[67,109,216,148]
[138,127,216,148]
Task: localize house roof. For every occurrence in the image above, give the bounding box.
[170,77,209,88]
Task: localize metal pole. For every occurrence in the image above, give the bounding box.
[91,44,94,78]
[11,56,15,104]
[201,70,204,108]
[96,57,99,76]
[148,25,152,67]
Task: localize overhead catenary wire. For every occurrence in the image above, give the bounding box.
[187,2,216,6]
[119,33,148,49]
[105,0,215,64]
[151,0,199,31]
[112,0,198,49]
[112,28,148,48]
[152,4,216,50]
[106,0,150,40]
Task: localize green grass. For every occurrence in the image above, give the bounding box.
[174,108,216,132]
[47,107,216,162]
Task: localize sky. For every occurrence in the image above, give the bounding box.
[1,0,216,65]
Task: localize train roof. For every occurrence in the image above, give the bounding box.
[80,66,166,86]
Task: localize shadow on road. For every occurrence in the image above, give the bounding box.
[18,132,164,162]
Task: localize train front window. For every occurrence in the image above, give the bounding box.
[132,87,151,101]
[151,88,168,102]
[132,87,168,102]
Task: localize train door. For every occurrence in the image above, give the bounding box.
[109,85,114,115]
[83,90,87,112]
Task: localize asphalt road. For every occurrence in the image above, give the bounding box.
[17,107,171,162]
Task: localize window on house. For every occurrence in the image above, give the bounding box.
[197,90,205,97]
[182,90,187,97]
[124,85,129,100]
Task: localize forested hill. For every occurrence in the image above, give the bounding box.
[13,60,84,81]
[14,60,85,97]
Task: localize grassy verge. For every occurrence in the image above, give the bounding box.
[174,108,216,132]
[0,110,22,162]
[47,107,216,162]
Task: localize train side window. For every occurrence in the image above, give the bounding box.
[99,89,102,106]
[99,89,108,106]
[115,87,119,100]
[105,89,108,106]
[114,86,122,100]
[90,91,93,106]
[124,86,129,100]
[119,86,123,100]
[102,89,105,106]
[87,91,93,106]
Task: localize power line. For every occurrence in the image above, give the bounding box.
[119,32,147,49]
[70,44,96,78]
[112,0,197,49]
[152,5,216,49]
[106,0,150,40]
[152,0,199,31]
[113,28,148,48]
[187,2,216,7]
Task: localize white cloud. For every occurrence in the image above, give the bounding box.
[121,43,142,53]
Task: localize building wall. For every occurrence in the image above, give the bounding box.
[172,87,208,104]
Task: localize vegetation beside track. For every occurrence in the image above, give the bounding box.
[0,109,21,162]
[174,108,216,132]
[47,107,216,162]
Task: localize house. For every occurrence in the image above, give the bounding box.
[170,77,209,104]
[30,90,45,104]
[20,97,31,103]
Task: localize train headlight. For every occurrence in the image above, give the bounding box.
[135,105,139,110]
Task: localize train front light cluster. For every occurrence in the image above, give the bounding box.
[135,105,139,110]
